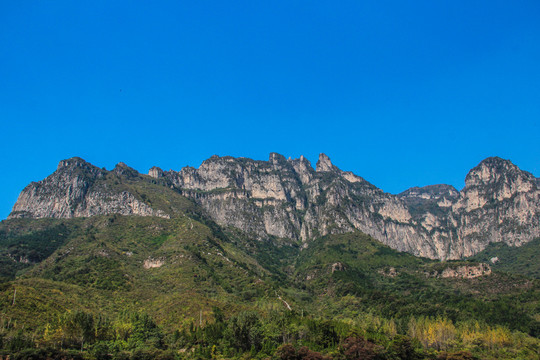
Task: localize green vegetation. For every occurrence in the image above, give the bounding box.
[291,233,540,337]
[469,237,540,279]
[0,219,79,280]
[0,211,539,358]
[1,306,538,359]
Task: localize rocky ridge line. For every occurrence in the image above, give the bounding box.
[9,158,169,220]
[8,154,539,260]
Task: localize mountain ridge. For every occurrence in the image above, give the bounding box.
[2,155,540,359]
[8,154,539,260]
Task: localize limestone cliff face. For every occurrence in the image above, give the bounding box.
[9,158,169,220]
[9,155,539,260]
[450,157,540,257]
[399,157,539,258]
[152,154,538,259]
[149,153,435,256]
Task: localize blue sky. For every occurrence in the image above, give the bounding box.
[1,1,539,219]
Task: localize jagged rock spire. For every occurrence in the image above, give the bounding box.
[316,153,337,172]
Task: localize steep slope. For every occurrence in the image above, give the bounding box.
[450,157,540,257]
[151,154,539,259]
[9,158,173,219]
[0,214,290,332]
[8,154,539,259]
[398,157,540,258]
[152,153,434,256]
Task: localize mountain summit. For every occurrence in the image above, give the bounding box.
[9,154,539,259]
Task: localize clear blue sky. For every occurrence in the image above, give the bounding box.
[1,1,539,219]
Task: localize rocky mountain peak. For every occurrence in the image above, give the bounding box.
[288,155,313,167]
[316,153,337,172]
[289,155,315,185]
[54,158,106,182]
[57,157,96,171]
[8,154,539,260]
[113,162,139,178]
[149,166,165,179]
[465,157,533,187]
[269,152,287,165]
[462,157,537,204]
[9,157,167,220]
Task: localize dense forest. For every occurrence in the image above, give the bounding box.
[3,306,539,360]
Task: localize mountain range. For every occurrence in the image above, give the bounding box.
[9,154,539,260]
[1,154,539,359]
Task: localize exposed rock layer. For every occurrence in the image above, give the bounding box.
[9,154,539,260]
[426,263,492,279]
[9,158,169,220]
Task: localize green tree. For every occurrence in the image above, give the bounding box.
[387,335,423,360]
[224,311,262,352]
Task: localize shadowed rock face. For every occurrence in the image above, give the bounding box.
[9,154,539,260]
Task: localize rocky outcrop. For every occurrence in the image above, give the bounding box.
[8,155,539,260]
[149,166,165,179]
[144,258,165,269]
[397,158,539,258]
[399,184,459,211]
[331,262,345,273]
[427,263,492,279]
[379,267,398,278]
[151,154,538,259]
[449,157,540,257]
[9,158,169,220]
[152,153,442,257]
